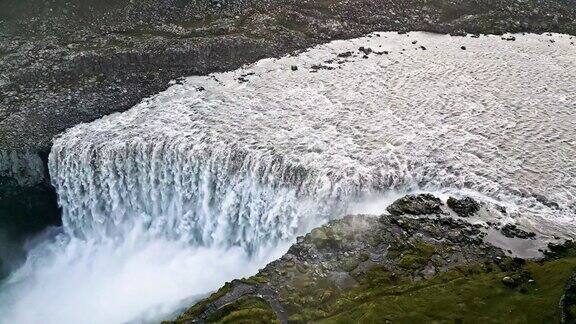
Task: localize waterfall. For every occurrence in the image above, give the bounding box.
[48,139,345,250]
[1,31,575,323]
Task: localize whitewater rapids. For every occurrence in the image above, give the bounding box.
[1,32,575,323]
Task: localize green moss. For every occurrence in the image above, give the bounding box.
[172,292,279,323]
[240,274,269,285]
[413,241,436,258]
[569,305,576,317]
[318,258,576,323]
[309,227,343,249]
[399,254,426,269]
[174,281,234,321]
[362,266,402,287]
[174,254,576,323]
[206,296,278,324]
[340,258,360,272]
[397,240,437,270]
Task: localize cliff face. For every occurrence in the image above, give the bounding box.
[170,194,576,323]
[1,0,575,151]
[0,150,61,277]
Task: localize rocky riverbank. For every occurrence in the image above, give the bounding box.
[1,0,576,151]
[169,194,576,323]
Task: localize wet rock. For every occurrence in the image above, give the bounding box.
[422,263,437,279]
[173,202,532,323]
[447,196,480,217]
[496,205,507,214]
[387,193,443,216]
[501,224,536,239]
[310,227,329,245]
[358,46,372,55]
[533,193,560,209]
[337,51,353,58]
[545,240,576,259]
[173,189,576,323]
[0,175,62,277]
[308,227,343,249]
[502,276,517,288]
[461,46,467,50]
[310,64,334,71]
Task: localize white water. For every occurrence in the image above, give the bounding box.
[0,221,288,323]
[1,32,575,323]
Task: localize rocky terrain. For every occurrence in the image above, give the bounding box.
[1,0,576,152]
[169,194,576,323]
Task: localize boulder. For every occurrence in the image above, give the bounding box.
[501,224,536,239]
[387,193,443,216]
[447,196,480,217]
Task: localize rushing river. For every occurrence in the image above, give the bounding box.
[1,32,575,323]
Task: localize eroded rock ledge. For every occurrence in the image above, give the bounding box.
[169,194,576,323]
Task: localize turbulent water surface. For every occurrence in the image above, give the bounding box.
[1,32,575,323]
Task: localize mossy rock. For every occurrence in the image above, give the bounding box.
[174,281,235,321]
[386,194,443,216]
[205,296,279,324]
[309,227,343,248]
[318,258,576,323]
[399,254,427,270]
[240,274,269,285]
[396,240,436,269]
[339,258,361,272]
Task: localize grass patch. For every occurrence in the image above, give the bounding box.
[173,281,234,321]
[319,258,576,323]
[206,296,278,324]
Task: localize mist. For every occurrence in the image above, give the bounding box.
[0,220,289,324]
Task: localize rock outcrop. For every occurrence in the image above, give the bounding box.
[169,194,576,323]
[386,193,443,215]
[447,196,481,217]
[501,223,537,239]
